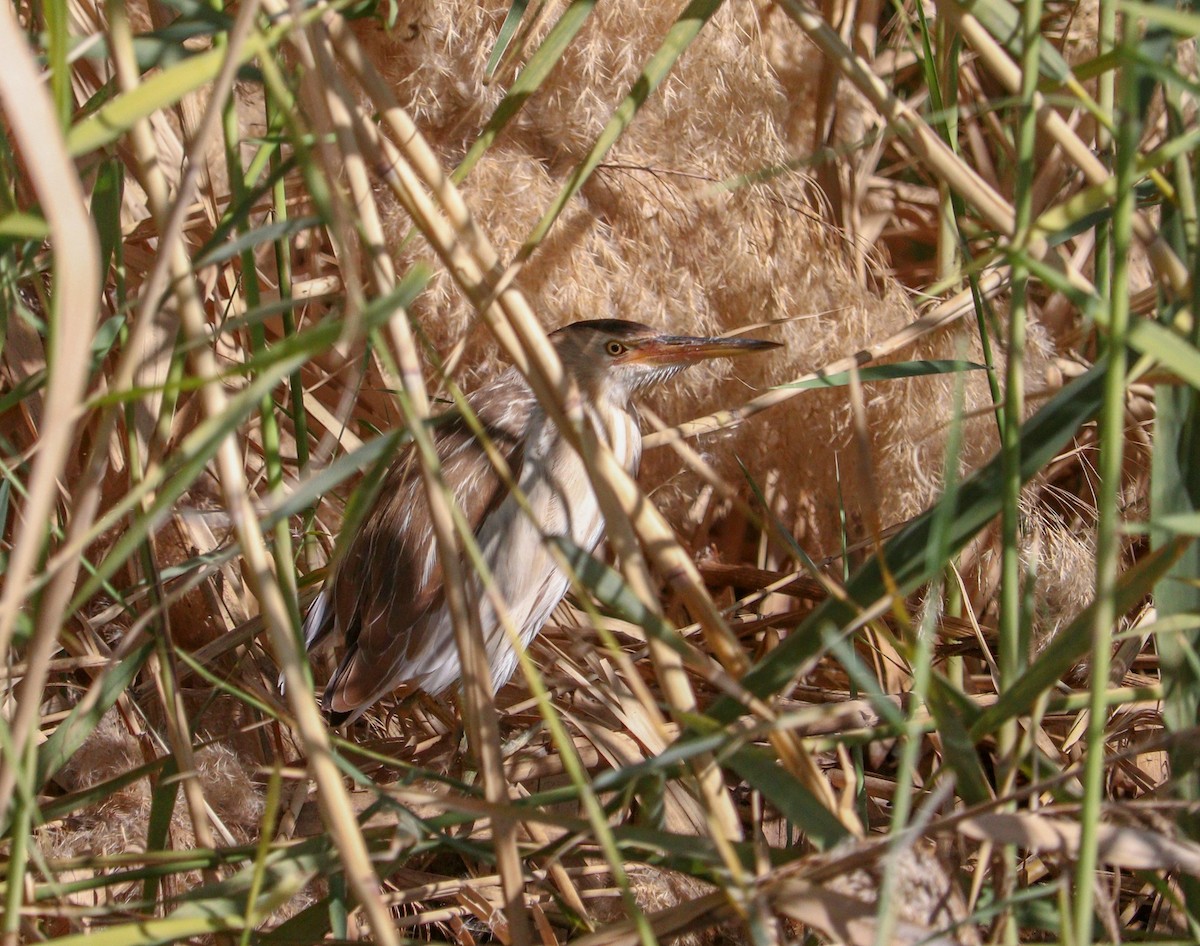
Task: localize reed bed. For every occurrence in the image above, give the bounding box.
[1,0,1198,943]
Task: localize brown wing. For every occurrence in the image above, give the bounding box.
[322,370,534,718]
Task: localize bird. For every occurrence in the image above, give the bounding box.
[300,319,780,725]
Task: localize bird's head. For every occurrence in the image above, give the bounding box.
[550,319,780,405]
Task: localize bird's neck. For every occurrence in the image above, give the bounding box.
[517,374,644,475]
[582,387,643,475]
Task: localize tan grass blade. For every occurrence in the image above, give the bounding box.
[0,0,101,827]
[960,812,1200,874]
[85,4,406,942]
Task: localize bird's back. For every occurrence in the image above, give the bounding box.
[314,369,535,720]
[310,368,642,723]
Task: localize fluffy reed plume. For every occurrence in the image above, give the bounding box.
[354,0,1028,557]
[38,713,262,893]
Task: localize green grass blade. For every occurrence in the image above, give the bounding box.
[30,915,241,946]
[459,0,597,181]
[969,536,1188,739]
[1129,319,1200,386]
[32,639,154,791]
[64,1,340,157]
[519,0,723,255]
[484,0,531,78]
[927,675,993,805]
[709,361,1109,721]
[947,0,1071,82]
[0,211,49,240]
[724,746,849,850]
[776,359,985,391]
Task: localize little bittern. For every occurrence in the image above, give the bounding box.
[302,319,779,724]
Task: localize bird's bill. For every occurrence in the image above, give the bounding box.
[624,334,781,366]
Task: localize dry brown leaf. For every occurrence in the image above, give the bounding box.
[770,877,958,946]
[959,813,1200,875]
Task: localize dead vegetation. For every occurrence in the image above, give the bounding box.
[1,0,1198,943]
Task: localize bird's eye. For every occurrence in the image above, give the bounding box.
[605,340,626,357]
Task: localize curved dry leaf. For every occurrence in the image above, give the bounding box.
[569,890,730,946]
[770,878,960,946]
[959,813,1200,875]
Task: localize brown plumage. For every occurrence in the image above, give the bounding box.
[302,319,779,724]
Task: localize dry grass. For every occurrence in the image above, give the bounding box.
[1,0,1198,943]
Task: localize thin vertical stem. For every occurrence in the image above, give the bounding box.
[220,62,299,614]
[997,0,1042,937]
[1154,15,1200,908]
[0,736,35,946]
[265,91,318,570]
[876,369,965,946]
[44,0,71,127]
[932,11,960,287]
[1074,14,1136,942]
[1094,0,1116,307]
